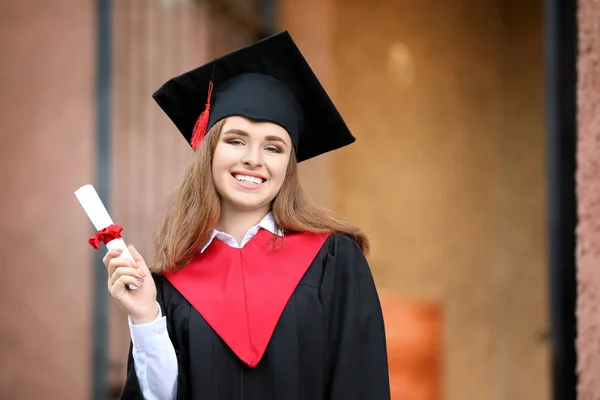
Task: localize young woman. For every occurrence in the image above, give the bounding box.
[104,31,390,400]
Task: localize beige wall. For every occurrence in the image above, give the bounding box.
[333,1,548,399]
[577,0,600,398]
[490,2,548,398]
[282,0,548,399]
[0,1,95,399]
[278,0,336,207]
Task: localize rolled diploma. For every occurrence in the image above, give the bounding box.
[75,184,143,289]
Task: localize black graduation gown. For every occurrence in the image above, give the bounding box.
[121,233,391,399]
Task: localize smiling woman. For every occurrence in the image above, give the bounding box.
[213,116,292,219]
[104,31,390,400]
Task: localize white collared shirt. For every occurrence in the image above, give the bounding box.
[129,212,282,400]
[200,212,283,253]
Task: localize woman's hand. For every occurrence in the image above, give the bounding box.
[104,245,159,324]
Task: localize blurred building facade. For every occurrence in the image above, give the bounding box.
[0,0,551,399]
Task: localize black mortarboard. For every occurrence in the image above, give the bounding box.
[152,30,355,162]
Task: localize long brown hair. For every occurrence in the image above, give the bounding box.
[153,119,369,274]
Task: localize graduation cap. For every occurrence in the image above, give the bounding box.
[152,30,355,162]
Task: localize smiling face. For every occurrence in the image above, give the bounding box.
[211,116,293,214]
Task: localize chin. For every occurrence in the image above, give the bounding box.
[226,196,272,212]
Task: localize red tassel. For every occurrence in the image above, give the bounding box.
[191,81,214,150]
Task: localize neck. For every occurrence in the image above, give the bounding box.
[217,205,271,245]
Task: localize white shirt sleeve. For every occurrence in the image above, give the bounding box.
[129,302,178,400]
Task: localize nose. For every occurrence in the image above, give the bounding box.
[241,145,263,168]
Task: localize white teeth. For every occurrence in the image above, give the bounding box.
[235,174,263,184]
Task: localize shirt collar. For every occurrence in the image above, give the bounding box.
[200,212,283,253]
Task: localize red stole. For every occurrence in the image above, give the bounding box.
[165,228,329,367]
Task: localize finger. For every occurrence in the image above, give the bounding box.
[108,266,146,287]
[103,248,124,268]
[127,245,144,263]
[108,268,145,290]
[108,257,138,279]
[109,274,143,294]
[127,245,150,272]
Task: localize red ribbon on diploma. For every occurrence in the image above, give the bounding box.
[88,224,123,249]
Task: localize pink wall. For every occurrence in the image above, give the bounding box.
[0,1,95,398]
[577,0,600,398]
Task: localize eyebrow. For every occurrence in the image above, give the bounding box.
[222,128,289,147]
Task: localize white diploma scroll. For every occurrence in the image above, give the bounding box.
[75,184,143,289]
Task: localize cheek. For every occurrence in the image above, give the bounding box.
[268,158,290,186]
[211,148,230,188]
[212,146,233,172]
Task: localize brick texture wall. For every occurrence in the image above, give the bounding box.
[576,0,600,398]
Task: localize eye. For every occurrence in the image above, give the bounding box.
[266,145,282,154]
[227,138,244,146]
